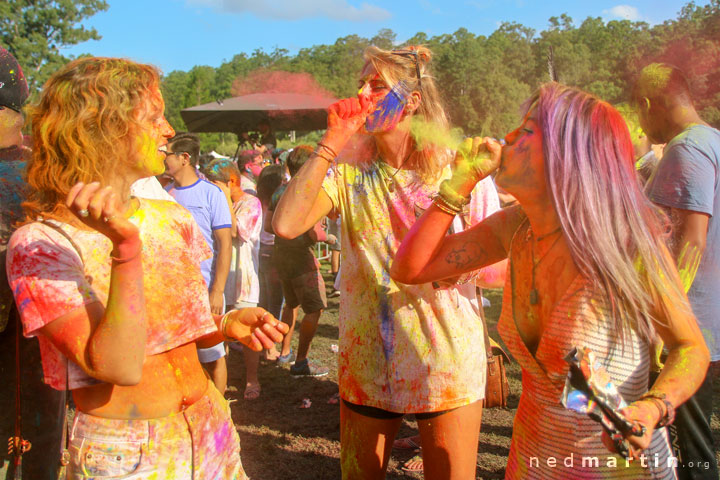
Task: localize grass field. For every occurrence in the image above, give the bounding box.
[227,264,720,479]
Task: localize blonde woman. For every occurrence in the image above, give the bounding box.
[274,45,501,479]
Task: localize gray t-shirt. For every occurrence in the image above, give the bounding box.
[646,124,720,360]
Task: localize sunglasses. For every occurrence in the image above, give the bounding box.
[391,49,422,90]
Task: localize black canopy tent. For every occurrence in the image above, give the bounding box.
[180,92,337,135]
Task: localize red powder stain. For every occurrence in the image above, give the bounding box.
[176,220,194,247]
[231,69,334,99]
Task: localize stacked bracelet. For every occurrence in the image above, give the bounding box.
[438,180,471,211]
[220,312,236,341]
[317,142,338,158]
[314,143,338,164]
[432,194,460,216]
[638,391,675,427]
[314,150,334,164]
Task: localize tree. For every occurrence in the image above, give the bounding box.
[0,0,109,92]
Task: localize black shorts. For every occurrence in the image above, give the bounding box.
[280,270,327,313]
[341,399,456,420]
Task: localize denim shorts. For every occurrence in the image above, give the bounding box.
[67,381,246,479]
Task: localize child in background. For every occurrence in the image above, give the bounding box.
[203,158,268,400]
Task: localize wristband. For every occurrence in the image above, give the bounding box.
[638,391,675,427]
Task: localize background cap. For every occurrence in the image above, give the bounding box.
[0,47,29,112]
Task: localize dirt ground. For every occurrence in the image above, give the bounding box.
[227,265,720,479]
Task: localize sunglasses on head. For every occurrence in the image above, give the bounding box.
[391,49,422,90]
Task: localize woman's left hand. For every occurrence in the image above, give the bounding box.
[223,308,289,351]
[601,400,660,459]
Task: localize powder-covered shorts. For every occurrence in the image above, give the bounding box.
[67,381,246,479]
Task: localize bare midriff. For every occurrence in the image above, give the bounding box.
[72,342,210,419]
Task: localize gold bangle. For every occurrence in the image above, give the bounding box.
[432,194,460,215]
[220,312,234,341]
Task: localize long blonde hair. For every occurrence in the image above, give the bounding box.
[533,83,687,343]
[363,45,452,181]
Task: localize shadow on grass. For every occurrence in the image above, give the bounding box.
[315,322,339,340]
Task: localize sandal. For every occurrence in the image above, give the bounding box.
[401,452,423,473]
[393,434,421,450]
[243,383,261,400]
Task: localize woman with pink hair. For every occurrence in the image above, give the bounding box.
[392,83,708,479]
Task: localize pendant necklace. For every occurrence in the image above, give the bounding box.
[381,148,415,193]
[528,225,563,305]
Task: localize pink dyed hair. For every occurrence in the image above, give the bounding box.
[531,82,686,343]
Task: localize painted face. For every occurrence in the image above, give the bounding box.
[246,155,266,178]
[357,66,410,133]
[0,107,24,150]
[495,113,546,199]
[133,88,175,177]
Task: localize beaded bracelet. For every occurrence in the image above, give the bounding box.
[638,391,675,427]
[438,180,470,211]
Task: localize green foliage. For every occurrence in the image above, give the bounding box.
[0,0,109,93]
[157,1,720,152]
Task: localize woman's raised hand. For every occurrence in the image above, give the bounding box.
[322,96,374,154]
[65,182,140,244]
[449,137,502,197]
[223,307,289,352]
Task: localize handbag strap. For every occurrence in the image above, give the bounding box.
[39,219,83,468]
[478,296,494,361]
[11,306,27,479]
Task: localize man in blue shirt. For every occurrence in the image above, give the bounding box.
[635,63,720,480]
[165,132,233,393]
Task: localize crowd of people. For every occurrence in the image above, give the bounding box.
[0,40,718,480]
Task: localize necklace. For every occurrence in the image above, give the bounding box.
[380,149,415,193]
[528,225,563,305]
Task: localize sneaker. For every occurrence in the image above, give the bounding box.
[277,350,296,365]
[290,358,329,377]
[329,288,341,298]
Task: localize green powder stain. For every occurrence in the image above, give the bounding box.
[677,243,702,293]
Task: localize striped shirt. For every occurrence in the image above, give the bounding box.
[498,224,676,479]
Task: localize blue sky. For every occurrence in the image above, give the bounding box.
[64,0,704,74]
